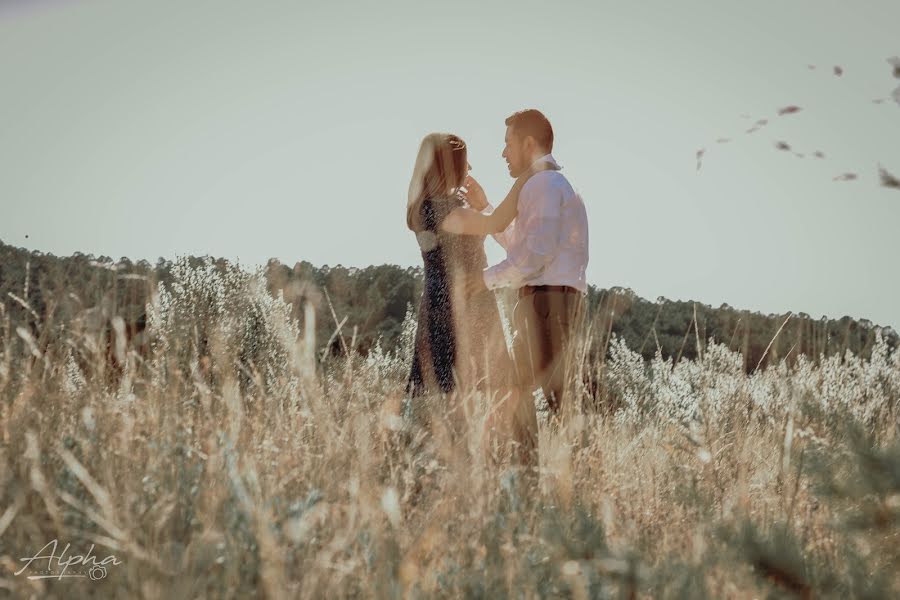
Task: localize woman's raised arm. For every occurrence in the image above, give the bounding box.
[440,168,538,236]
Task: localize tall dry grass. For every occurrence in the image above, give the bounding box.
[1,258,898,598]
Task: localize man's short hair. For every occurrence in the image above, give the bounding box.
[505,109,553,153]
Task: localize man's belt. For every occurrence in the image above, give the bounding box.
[518,285,580,298]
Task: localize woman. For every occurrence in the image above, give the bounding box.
[404,132,538,465]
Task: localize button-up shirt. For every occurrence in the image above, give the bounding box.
[482,154,589,293]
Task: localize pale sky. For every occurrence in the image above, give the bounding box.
[1,0,898,327]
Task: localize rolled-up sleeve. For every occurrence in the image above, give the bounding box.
[483,256,524,290]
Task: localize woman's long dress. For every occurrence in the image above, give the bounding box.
[406,195,513,403]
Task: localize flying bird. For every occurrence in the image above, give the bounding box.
[888,56,900,79]
[879,165,900,190]
[699,59,897,188]
[832,173,858,182]
[745,118,768,134]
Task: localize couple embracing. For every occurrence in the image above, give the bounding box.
[404,109,589,470]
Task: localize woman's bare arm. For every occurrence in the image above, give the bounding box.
[440,170,535,236]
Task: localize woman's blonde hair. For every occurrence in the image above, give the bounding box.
[407,133,467,231]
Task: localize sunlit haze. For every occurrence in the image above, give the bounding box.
[1,0,898,326]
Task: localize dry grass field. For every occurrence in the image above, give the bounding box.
[1,258,898,598]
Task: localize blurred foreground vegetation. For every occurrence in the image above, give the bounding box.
[1,241,899,598]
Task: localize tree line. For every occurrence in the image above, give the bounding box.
[1,239,896,372]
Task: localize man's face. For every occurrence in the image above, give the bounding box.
[502,125,530,178]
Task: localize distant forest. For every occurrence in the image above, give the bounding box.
[1,239,896,372]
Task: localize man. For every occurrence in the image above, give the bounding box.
[470,109,590,421]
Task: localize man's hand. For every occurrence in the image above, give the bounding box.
[462,175,488,212]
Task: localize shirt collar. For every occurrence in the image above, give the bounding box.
[531,153,562,170]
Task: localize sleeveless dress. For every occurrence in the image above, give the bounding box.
[406,195,514,401]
